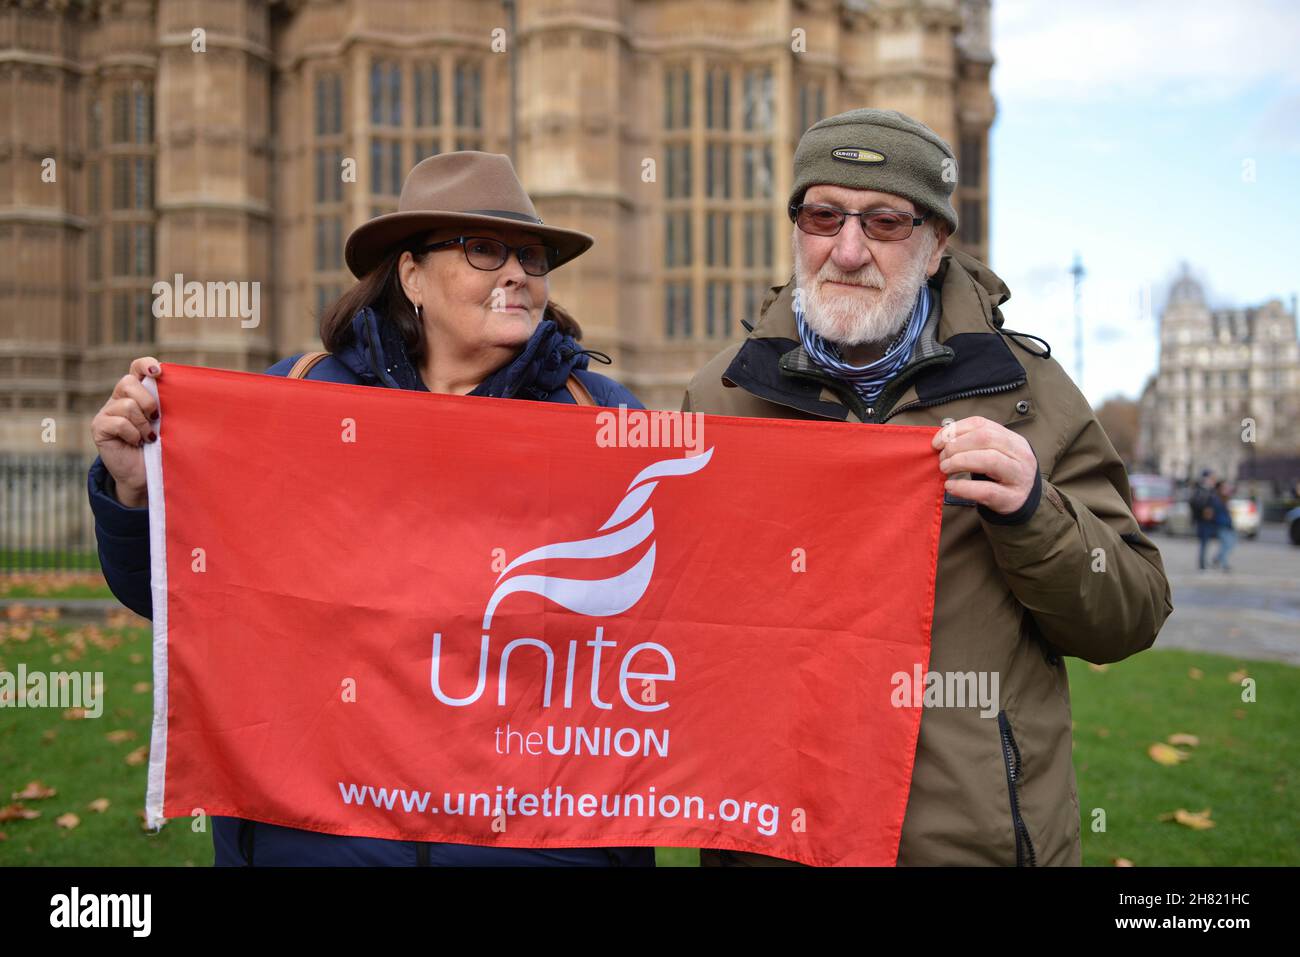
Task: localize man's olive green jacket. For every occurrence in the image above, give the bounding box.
[683,248,1173,866]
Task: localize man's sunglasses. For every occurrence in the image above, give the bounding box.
[417,236,559,276]
[790,203,927,242]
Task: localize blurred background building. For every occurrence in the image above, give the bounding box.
[1,0,995,457]
[1136,266,1300,483]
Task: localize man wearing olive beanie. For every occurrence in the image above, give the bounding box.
[684,108,1172,867]
[781,108,960,410]
[789,107,959,236]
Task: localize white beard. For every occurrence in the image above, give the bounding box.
[794,228,937,350]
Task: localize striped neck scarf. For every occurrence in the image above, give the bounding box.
[794,283,931,408]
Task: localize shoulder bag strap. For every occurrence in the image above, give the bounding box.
[287,351,331,379]
[564,373,597,407]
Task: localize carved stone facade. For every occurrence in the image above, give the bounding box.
[1138,267,1300,481]
[1,0,995,452]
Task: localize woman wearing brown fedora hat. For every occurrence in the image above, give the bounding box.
[86,151,650,867]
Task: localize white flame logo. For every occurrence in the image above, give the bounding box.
[481,447,715,629]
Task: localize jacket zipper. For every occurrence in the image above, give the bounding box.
[881,377,1027,423]
[779,363,1026,425]
[777,363,870,420]
[363,314,401,389]
[997,710,1038,867]
[776,354,945,422]
[865,352,955,421]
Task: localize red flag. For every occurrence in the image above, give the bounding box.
[140,363,943,866]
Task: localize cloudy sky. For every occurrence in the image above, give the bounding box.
[989,0,1300,406]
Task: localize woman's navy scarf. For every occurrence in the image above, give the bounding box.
[349,305,597,400]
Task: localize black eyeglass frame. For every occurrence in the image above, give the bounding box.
[415,235,560,276]
[788,202,928,241]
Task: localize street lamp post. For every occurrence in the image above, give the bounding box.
[1070,253,1086,389]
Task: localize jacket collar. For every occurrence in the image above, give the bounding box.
[723,248,1029,422]
[335,306,595,400]
[334,306,429,391]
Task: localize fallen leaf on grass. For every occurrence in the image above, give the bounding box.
[1147,743,1190,766]
[1159,808,1215,830]
[1097,727,1110,738]
[1188,667,1204,680]
[61,707,87,720]
[132,682,151,694]
[106,609,139,629]
[1113,858,1135,867]
[1227,669,1249,684]
[40,729,57,743]
[1088,663,1109,673]
[124,746,149,766]
[86,798,110,814]
[11,781,56,801]
[104,729,136,744]
[0,803,41,822]
[55,813,80,830]
[0,623,34,643]
[1166,733,1200,747]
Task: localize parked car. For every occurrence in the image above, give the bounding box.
[1287,506,1300,547]
[1128,473,1175,530]
[1164,494,1195,536]
[1229,497,1261,539]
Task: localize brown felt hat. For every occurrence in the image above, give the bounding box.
[344,151,595,278]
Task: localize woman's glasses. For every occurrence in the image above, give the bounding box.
[790,203,927,242]
[417,236,558,276]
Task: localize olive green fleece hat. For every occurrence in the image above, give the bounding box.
[788,108,958,234]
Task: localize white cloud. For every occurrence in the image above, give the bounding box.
[993,0,1300,104]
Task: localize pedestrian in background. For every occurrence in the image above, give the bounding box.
[1190,469,1219,571]
[1211,480,1237,572]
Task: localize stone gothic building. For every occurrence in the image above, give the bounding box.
[1,0,995,454]
[1137,267,1300,482]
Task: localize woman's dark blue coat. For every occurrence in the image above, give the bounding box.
[86,308,651,866]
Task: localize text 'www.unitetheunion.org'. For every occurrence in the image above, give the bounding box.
[337,781,781,836]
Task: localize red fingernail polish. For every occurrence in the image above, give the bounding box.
[148,432,157,442]
[150,411,159,421]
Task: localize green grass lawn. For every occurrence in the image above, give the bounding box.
[0,611,209,865]
[2,611,1294,866]
[0,551,103,574]
[1067,649,1296,866]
